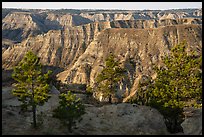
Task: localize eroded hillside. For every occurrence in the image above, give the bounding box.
[2,8,202,42]
[56,24,202,102]
[2,8,202,102]
[2,18,202,69]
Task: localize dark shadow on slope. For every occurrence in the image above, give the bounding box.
[72,15,93,26]
[2,65,64,87]
[2,29,23,43]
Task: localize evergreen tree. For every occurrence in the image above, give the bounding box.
[96,53,126,103]
[12,51,52,128]
[130,42,202,133]
[53,91,85,132]
[128,75,153,105]
[150,42,201,133]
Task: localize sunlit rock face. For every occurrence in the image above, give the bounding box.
[2,18,202,69]
[56,24,202,102]
[73,103,169,135]
[2,8,202,102]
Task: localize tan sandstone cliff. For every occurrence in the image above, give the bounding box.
[2,9,202,102]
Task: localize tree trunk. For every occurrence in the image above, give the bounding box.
[172,118,177,133]
[30,93,37,128]
[169,117,178,133]
[68,120,73,132]
[32,105,37,128]
[109,81,113,104]
[109,94,112,103]
[31,82,37,128]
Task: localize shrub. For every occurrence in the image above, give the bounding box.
[53,91,85,132]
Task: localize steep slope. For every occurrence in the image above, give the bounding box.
[2,18,201,70]
[2,12,49,42]
[2,38,18,53]
[2,8,202,43]
[45,13,92,28]
[56,24,202,102]
[79,9,202,21]
[2,11,92,43]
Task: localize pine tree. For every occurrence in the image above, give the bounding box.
[134,42,202,133]
[96,53,126,103]
[128,75,153,105]
[150,42,201,133]
[53,91,85,132]
[12,51,52,128]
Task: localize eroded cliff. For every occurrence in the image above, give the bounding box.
[56,24,202,102]
[2,18,202,69]
[2,8,202,102]
[2,8,202,43]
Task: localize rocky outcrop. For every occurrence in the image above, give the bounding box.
[2,12,49,42]
[80,9,202,21]
[193,8,202,16]
[2,24,95,69]
[2,12,92,42]
[45,13,92,28]
[2,38,17,53]
[56,24,202,101]
[2,8,202,102]
[2,85,202,135]
[2,8,202,42]
[181,108,202,135]
[73,103,169,135]
[2,8,202,135]
[2,18,202,70]
[2,85,168,135]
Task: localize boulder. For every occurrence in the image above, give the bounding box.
[2,86,21,107]
[181,108,202,135]
[37,94,59,113]
[73,103,169,135]
[50,86,60,94]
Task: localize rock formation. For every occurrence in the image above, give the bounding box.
[181,108,202,135]
[2,18,202,69]
[2,8,202,102]
[2,86,169,135]
[73,103,169,135]
[2,8,202,43]
[56,24,202,102]
[2,85,201,135]
[2,8,202,135]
